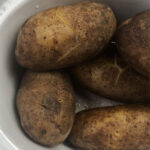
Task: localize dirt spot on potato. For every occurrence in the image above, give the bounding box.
[53,38,58,45]
[43,36,47,39]
[41,129,47,135]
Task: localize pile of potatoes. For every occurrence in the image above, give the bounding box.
[15,1,150,150]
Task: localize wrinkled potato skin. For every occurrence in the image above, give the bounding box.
[15,1,116,71]
[16,71,75,147]
[117,10,150,78]
[69,105,150,150]
[72,49,150,103]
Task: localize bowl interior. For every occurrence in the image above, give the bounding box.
[0,0,150,150]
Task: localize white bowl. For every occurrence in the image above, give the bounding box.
[0,0,150,150]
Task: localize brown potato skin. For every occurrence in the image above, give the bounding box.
[16,71,75,147]
[72,48,150,103]
[15,1,116,71]
[117,10,150,78]
[69,104,150,150]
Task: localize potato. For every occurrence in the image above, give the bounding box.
[117,10,150,78]
[16,71,75,147]
[15,1,116,71]
[69,104,150,150]
[72,47,150,103]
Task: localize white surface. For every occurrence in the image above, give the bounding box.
[0,0,150,150]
